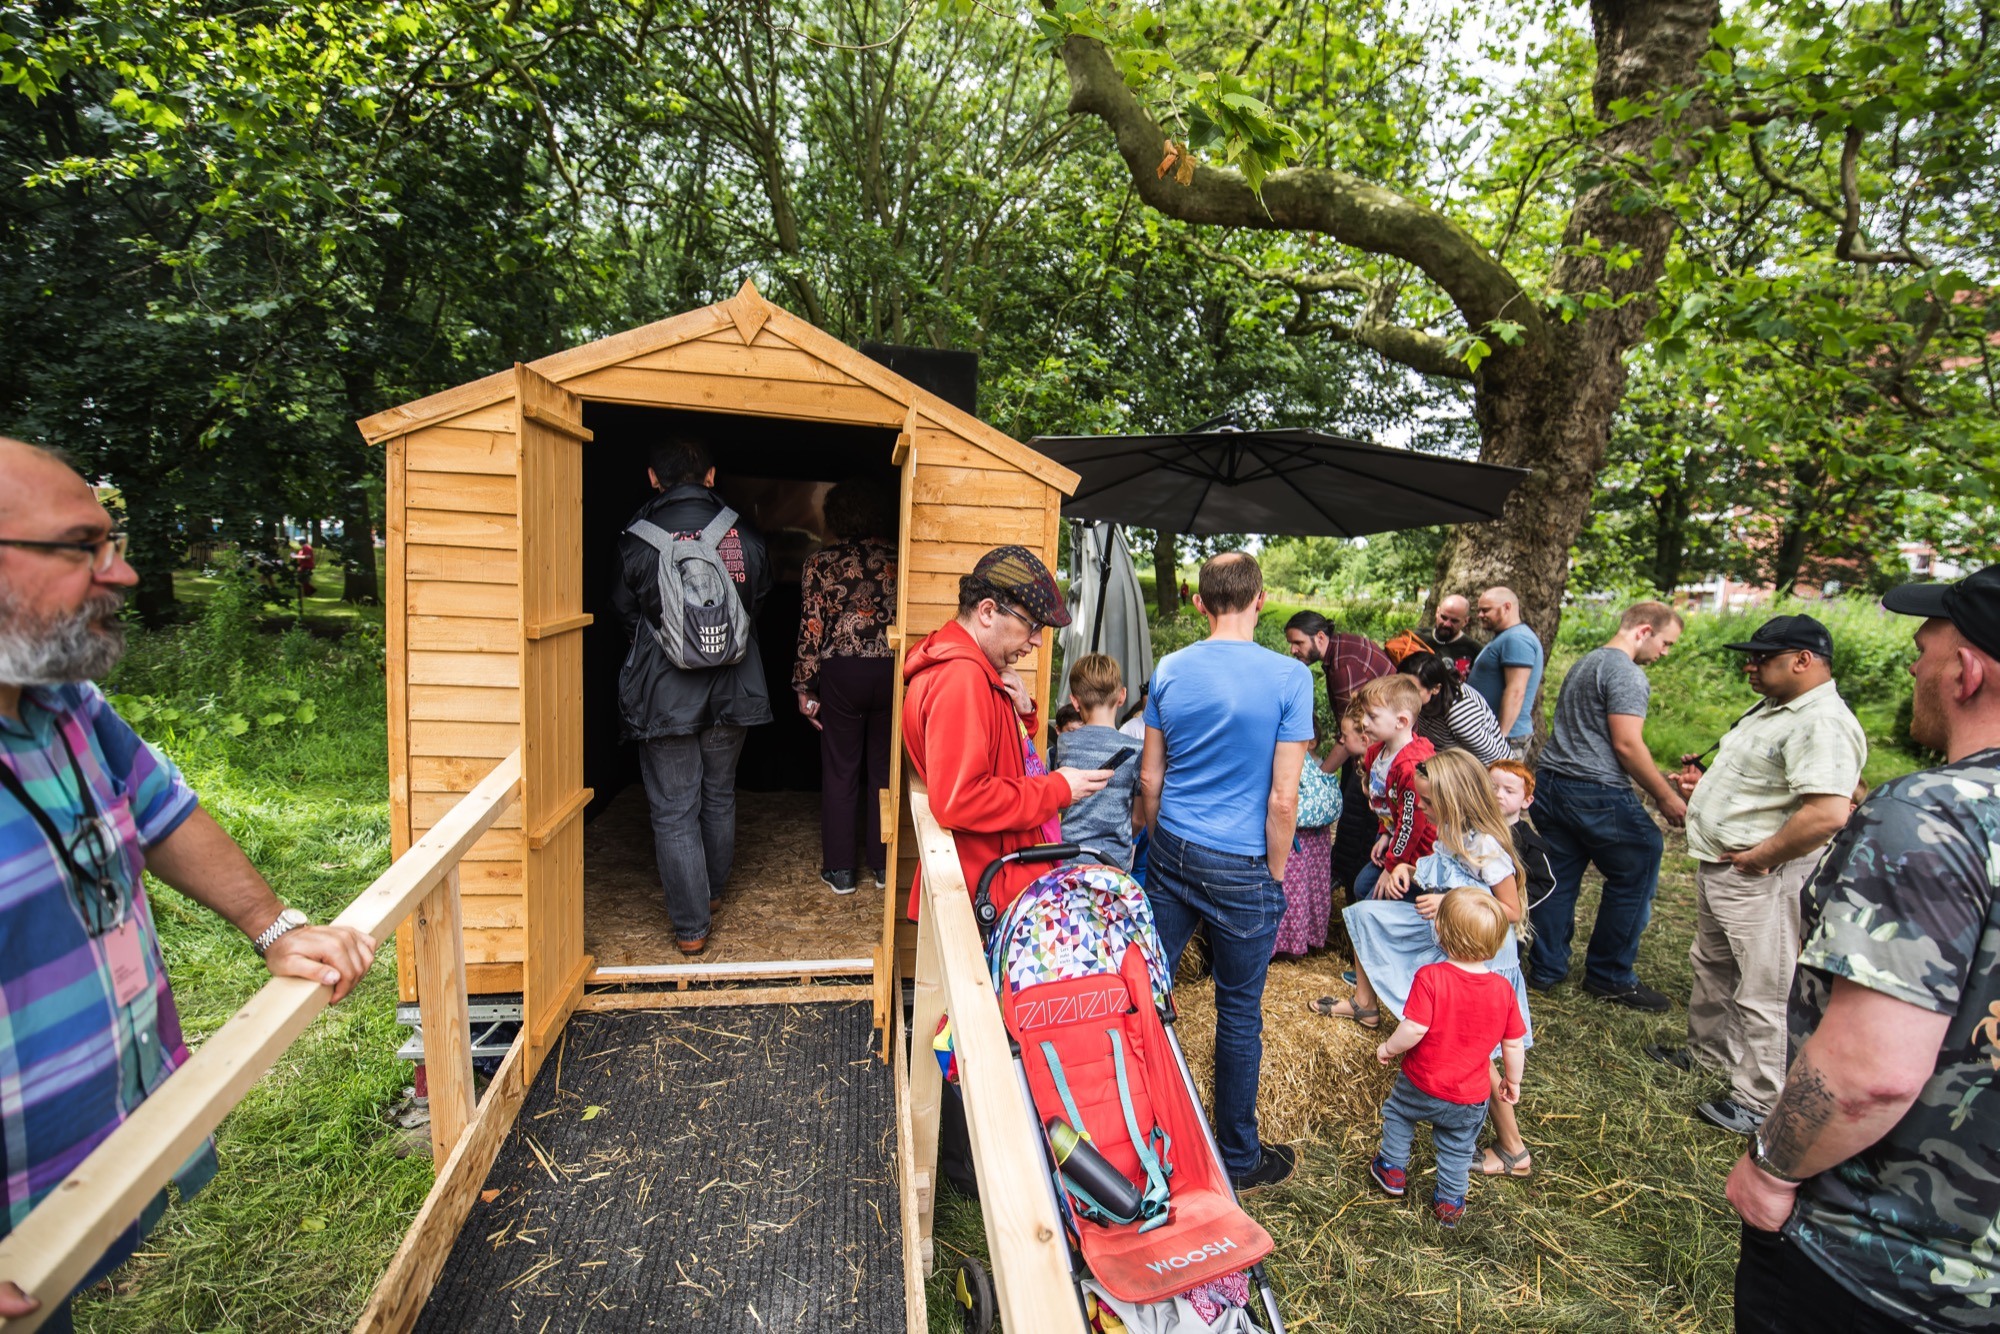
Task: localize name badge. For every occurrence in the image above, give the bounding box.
[104,917,150,1008]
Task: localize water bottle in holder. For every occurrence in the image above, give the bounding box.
[1045,1116,1145,1224]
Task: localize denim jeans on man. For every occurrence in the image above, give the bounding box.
[1527,770,1663,989]
[1144,823,1286,1177]
[637,723,747,943]
[1378,1070,1487,1202]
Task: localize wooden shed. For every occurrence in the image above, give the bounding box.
[355,281,1078,1068]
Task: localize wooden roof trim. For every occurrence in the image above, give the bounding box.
[758,305,1080,494]
[356,305,734,444]
[355,281,1079,496]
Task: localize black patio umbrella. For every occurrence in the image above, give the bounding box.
[1030,426,1530,537]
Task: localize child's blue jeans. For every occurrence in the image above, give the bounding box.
[1378,1071,1489,1202]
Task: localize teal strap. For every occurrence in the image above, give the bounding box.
[1040,1040,1091,1142]
[1039,1040,1130,1226]
[1108,1030,1174,1232]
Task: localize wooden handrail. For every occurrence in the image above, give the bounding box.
[0,750,524,1331]
[906,784,1085,1334]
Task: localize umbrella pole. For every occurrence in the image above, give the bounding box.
[1090,523,1117,655]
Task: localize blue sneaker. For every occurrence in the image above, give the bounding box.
[1369,1155,1406,1198]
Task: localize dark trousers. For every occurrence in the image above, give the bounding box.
[1329,760,1374,895]
[637,724,748,942]
[1528,771,1664,990]
[1145,824,1285,1176]
[1735,1226,1911,1333]
[816,655,893,875]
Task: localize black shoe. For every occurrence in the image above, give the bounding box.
[1525,974,1563,994]
[821,868,858,896]
[868,868,889,891]
[1696,1097,1765,1136]
[1645,1043,1693,1071]
[1230,1143,1297,1194]
[1584,978,1672,1012]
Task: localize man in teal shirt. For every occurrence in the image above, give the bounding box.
[1466,586,1545,756]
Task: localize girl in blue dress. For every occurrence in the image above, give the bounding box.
[1337,748,1533,1175]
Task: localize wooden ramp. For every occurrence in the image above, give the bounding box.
[412,1002,902,1331]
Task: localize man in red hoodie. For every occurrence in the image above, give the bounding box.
[902,545,1110,1201]
[902,545,1110,921]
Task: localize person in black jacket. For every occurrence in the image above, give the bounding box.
[612,438,774,955]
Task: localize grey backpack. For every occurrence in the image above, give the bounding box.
[626,508,752,669]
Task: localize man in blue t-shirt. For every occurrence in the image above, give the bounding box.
[1137,551,1313,1192]
[1466,586,1546,754]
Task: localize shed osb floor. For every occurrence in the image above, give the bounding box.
[413,1003,902,1333]
[585,787,885,968]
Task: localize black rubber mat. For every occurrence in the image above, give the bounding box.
[414,1002,903,1332]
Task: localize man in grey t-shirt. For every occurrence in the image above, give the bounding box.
[1528,602,1687,1010]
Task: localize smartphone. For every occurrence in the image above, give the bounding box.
[1102,748,1136,773]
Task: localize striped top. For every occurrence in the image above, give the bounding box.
[1415,684,1510,765]
[0,683,212,1272]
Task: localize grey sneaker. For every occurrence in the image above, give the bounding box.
[1695,1097,1765,1136]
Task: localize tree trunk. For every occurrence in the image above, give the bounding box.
[1153,531,1180,617]
[1649,471,1690,595]
[338,486,380,605]
[1435,0,1721,698]
[120,480,180,627]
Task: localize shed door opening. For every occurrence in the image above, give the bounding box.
[578,402,901,970]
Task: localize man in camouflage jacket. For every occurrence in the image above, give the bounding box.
[1727,563,2000,1332]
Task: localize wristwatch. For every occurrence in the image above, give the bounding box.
[253,907,310,957]
[1751,1129,1804,1184]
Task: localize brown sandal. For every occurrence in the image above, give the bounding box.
[1479,1144,1533,1178]
[1308,995,1382,1029]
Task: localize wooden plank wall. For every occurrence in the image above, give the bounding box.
[392,401,527,1001]
[514,366,592,1076]
[889,425,1063,978]
[384,315,1066,1004]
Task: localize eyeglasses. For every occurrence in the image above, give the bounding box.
[0,531,129,574]
[993,601,1042,633]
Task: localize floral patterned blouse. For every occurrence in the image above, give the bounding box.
[793,536,897,691]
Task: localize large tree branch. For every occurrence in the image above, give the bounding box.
[1060,35,1544,380]
[1189,242,1473,378]
[1835,125,1926,266]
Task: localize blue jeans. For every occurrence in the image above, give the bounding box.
[1528,771,1664,990]
[1378,1071,1487,1203]
[1352,860,1384,900]
[637,724,748,942]
[1144,823,1285,1177]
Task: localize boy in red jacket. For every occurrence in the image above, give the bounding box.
[1355,673,1437,900]
[901,546,1110,920]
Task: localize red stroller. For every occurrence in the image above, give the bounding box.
[951,845,1286,1332]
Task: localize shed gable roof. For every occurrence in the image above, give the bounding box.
[355,282,1077,493]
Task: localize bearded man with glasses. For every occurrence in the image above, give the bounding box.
[0,438,377,1331]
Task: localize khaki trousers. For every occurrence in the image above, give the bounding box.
[1686,853,1817,1114]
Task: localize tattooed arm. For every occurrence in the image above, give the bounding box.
[1727,978,1953,1230]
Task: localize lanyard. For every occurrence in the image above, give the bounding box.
[0,725,129,936]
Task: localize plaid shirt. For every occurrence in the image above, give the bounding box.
[1323,634,1394,717]
[0,683,212,1275]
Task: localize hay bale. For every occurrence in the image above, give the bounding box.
[1167,952,1398,1152]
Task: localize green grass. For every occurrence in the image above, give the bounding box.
[69,576,1930,1331]
[923,836,1897,1333]
[73,583,425,1334]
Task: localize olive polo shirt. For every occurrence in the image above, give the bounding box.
[1682,678,1867,863]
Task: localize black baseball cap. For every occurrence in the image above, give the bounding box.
[1723,614,1835,662]
[1882,563,2000,661]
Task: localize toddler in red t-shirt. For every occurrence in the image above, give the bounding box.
[1367,887,1527,1227]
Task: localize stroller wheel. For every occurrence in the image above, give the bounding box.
[953,1257,996,1333]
